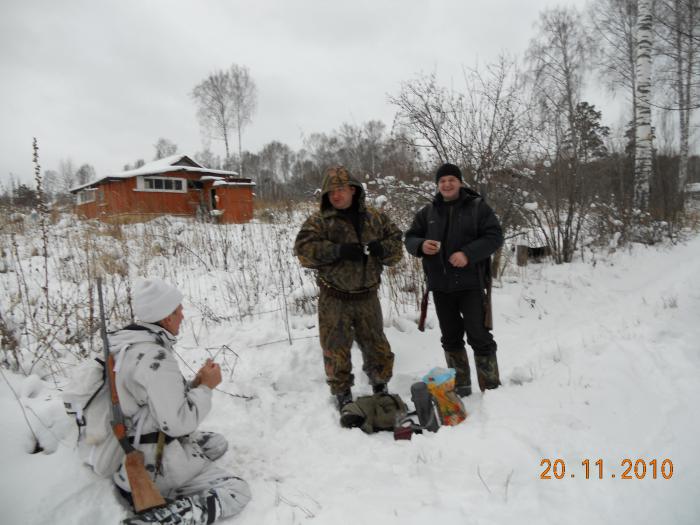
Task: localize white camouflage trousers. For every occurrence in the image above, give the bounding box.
[121,432,250,525]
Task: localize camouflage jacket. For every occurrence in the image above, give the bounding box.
[109,322,213,495]
[294,169,403,293]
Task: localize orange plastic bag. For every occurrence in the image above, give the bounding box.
[422,367,467,426]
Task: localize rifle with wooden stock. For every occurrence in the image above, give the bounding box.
[481,260,493,330]
[96,277,166,513]
[417,286,429,332]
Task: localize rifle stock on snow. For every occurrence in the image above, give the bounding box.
[96,278,165,513]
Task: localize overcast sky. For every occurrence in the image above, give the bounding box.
[0,0,637,185]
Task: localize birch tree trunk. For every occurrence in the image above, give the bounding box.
[237,123,243,177]
[674,0,696,194]
[634,0,654,212]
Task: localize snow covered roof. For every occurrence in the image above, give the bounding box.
[69,154,242,193]
[213,180,256,188]
[513,227,548,248]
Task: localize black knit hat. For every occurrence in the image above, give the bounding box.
[435,163,463,183]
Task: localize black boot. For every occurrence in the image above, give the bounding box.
[335,389,353,411]
[445,350,472,397]
[122,496,211,524]
[454,384,472,398]
[372,383,388,394]
[475,353,501,392]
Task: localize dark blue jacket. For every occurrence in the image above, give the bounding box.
[404,188,503,292]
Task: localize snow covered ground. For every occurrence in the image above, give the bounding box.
[1,228,699,524]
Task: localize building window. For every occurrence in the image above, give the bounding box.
[136,176,187,193]
[77,189,97,204]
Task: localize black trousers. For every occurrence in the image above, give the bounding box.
[433,289,497,357]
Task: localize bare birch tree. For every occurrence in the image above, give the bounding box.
[335,121,387,177]
[390,59,531,245]
[634,0,654,211]
[229,64,257,176]
[655,0,699,194]
[587,0,639,210]
[75,164,96,186]
[389,56,528,188]
[526,6,597,262]
[192,64,257,175]
[589,0,639,145]
[452,54,530,188]
[192,70,234,159]
[153,138,178,160]
[42,170,59,201]
[388,73,454,164]
[59,158,76,193]
[259,141,293,183]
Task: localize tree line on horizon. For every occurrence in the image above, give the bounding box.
[1,0,697,256]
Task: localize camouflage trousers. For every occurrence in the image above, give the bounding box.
[318,289,394,395]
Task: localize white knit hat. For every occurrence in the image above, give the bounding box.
[132,278,183,323]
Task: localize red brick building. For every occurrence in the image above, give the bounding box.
[70,155,254,223]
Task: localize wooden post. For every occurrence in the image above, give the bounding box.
[516,245,529,267]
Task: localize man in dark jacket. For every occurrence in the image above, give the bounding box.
[405,163,503,396]
[294,166,403,410]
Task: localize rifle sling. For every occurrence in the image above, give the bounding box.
[128,432,176,446]
[154,431,166,478]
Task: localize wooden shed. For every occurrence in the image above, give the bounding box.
[70,155,255,223]
[513,227,551,266]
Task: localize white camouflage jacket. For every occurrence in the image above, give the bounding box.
[109,322,213,495]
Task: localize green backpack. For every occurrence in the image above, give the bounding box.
[339,393,408,434]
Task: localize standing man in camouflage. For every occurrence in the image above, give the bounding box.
[294,166,403,411]
[405,163,503,396]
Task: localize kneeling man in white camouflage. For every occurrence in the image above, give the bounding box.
[114,278,250,524]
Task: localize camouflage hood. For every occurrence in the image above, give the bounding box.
[320,166,365,213]
[295,164,403,293]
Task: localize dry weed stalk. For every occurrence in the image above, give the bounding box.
[32,138,51,325]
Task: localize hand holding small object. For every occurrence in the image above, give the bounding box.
[194,359,222,389]
[422,240,441,255]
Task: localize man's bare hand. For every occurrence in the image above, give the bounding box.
[422,240,441,255]
[448,251,468,267]
[194,359,222,389]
